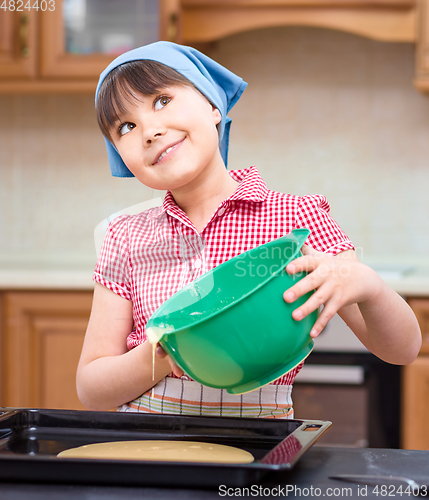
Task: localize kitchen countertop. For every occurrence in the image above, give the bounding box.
[1,252,429,296]
[0,253,96,290]
[0,267,95,290]
[0,447,428,499]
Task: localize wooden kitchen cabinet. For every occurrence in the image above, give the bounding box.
[182,0,429,94]
[402,298,429,449]
[0,0,181,93]
[402,356,429,449]
[182,0,417,43]
[1,0,428,93]
[415,0,429,91]
[408,298,429,353]
[39,0,180,80]
[0,291,93,410]
[0,10,38,79]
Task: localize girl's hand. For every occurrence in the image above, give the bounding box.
[155,343,184,377]
[283,245,383,338]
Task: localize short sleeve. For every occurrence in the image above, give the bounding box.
[93,214,132,301]
[295,194,354,255]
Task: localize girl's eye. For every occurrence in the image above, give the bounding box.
[118,122,135,136]
[154,95,171,111]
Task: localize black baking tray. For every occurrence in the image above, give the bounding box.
[0,408,331,488]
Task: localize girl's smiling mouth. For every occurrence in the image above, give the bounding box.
[153,138,185,165]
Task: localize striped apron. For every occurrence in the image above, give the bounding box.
[117,377,294,419]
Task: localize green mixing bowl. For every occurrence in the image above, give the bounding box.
[146,228,317,394]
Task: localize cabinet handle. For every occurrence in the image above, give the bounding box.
[19,14,30,58]
[167,12,178,42]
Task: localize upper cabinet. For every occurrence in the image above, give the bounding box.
[0,0,180,92]
[181,0,417,43]
[181,0,429,93]
[1,0,429,93]
[0,10,38,79]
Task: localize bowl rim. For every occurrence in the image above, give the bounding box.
[148,228,310,336]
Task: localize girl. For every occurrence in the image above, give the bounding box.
[76,42,421,417]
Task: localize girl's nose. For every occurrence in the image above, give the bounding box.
[145,131,162,145]
[142,119,166,146]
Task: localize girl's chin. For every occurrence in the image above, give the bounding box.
[162,170,206,189]
[135,163,211,191]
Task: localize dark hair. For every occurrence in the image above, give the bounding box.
[96,60,194,141]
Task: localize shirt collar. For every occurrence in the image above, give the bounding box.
[228,166,269,202]
[161,191,184,218]
[149,166,268,220]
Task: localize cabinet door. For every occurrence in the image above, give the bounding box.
[402,299,429,449]
[408,298,429,354]
[0,10,37,78]
[40,0,180,79]
[416,0,429,91]
[402,356,429,449]
[3,291,92,410]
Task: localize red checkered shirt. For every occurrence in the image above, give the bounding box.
[94,166,354,385]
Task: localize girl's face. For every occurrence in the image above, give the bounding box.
[109,85,223,191]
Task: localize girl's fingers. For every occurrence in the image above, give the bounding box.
[308,302,338,338]
[287,245,335,275]
[156,343,167,358]
[292,291,338,337]
[156,343,184,376]
[170,360,184,377]
[286,254,326,275]
[286,257,310,275]
[289,282,332,322]
[283,246,361,338]
[300,244,324,257]
[283,267,325,304]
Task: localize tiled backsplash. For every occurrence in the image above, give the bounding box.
[1,27,428,267]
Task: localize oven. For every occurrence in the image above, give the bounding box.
[292,314,401,448]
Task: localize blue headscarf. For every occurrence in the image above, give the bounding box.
[95,41,247,178]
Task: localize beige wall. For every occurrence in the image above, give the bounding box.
[1,26,428,267]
